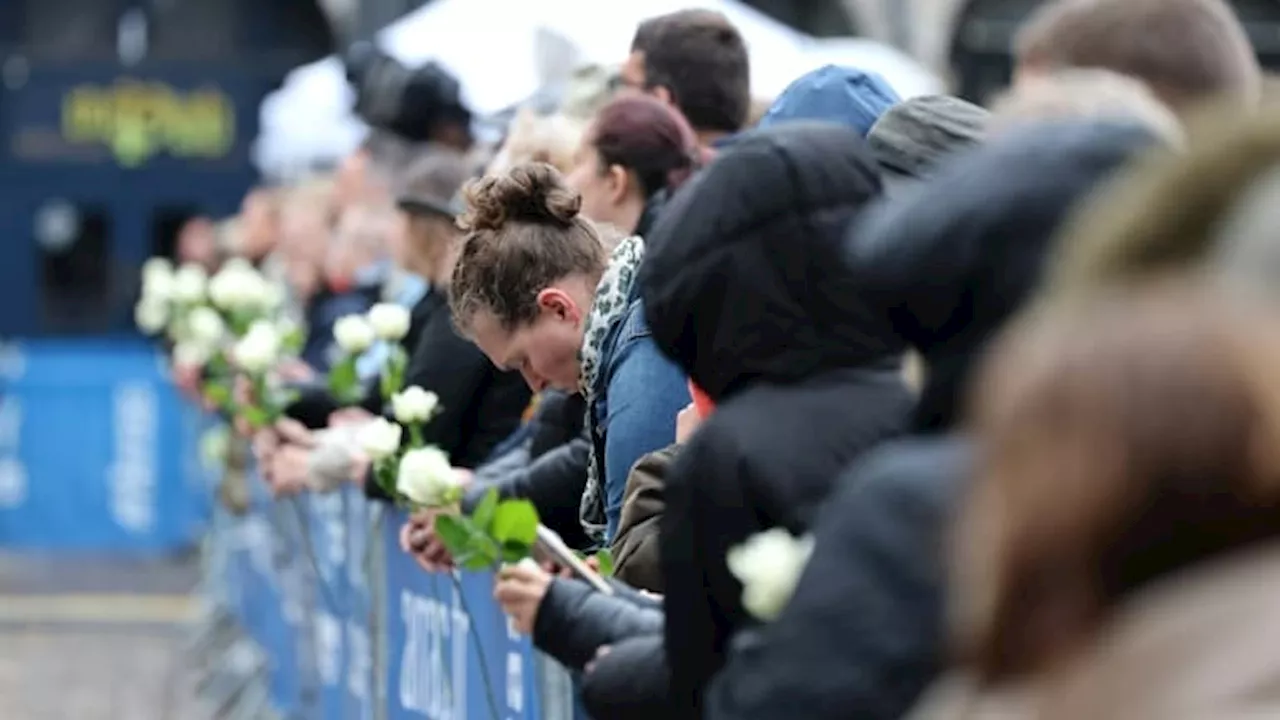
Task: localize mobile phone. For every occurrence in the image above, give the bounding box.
[534,525,614,595]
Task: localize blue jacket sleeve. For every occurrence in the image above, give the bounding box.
[601,325,689,539]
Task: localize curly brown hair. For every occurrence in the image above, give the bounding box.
[449,162,607,333]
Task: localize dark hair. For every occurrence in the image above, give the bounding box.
[631,9,750,135]
[1015,0,1261,112]
[450,163,606,332]
[591,94,699,197]
[959,287,1280,683]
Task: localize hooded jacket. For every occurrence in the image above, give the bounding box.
[758,65,901,137]
[853,121,1160,434]
[700,121,1160,720]
[577,123,916,719]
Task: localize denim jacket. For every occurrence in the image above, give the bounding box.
[590,293,690,540]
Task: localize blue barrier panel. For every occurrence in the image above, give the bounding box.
[344,486,376,720]
[307,490,351,720]
[246,471,307,717]
[0,340,206,551]
[382,506,544,720]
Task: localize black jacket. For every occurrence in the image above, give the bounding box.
[584,124,917,718]
[461,391,592,549]
[700,121,1161,720]
[533,577,662,669]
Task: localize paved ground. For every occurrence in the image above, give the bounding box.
[0,552,204,720]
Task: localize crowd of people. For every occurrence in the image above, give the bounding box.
[149,0,1280,717]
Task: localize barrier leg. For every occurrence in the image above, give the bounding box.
[367,505,389,720]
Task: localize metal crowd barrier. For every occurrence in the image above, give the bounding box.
[189,453,585,720]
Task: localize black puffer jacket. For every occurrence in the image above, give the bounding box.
[583,123,916,719]
[701,121,1161,720]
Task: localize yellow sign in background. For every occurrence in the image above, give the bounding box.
[61,80,235,167]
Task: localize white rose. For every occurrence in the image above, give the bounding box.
[396,446,459,507]
[233,320,281,374]
[221,257,255,274]
[186,306,226,347]
[726,528,815,622]
[356,417,402,461]
[367,303,411,341]
[260,282,287,312]
[141,258,174,300]
[277,316,301,342]
[173,341,212,368]
[134,297,170,334]
[333,314,376,354]
[171,264,208,304]
[391,386,439,424]
[208,261,268,311]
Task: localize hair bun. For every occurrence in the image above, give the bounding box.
[459,162,581,233]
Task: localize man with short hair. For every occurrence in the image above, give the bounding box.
[624,9,751,149]
[1014,0,1262,116]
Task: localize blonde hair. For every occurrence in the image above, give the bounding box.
[487,107,585,176]
[560,64,621,122]
[991,68,1185,147]
[215,217,243,254]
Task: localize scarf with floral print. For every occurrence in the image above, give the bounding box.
[578,234,646,544]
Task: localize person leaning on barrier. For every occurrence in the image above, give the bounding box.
[910,287,1280,719]
[503,123,915,720]
[404,96,703,570]
[698,121,1165,720]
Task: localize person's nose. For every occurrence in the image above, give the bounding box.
[520,368,547,393]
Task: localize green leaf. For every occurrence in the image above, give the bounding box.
[281,327,305,354]
[381,346,408,401]
[472,488,499,533]
[327,356,361,405]
[203,381,232,409]
[473,534,501,564]
[242,405,269,429]
[491,499,539,548]
[375,461,399,500]
[594,548,615,577]
[501,541,531,563]
[461,552,497,572]
[206,352,231,377]
[229,311,255,337]
[433,514,474,559]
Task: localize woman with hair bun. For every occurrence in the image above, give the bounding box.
[448,161,689,545]
[567,94,700,237]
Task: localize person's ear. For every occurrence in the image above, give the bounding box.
[606,164,631,206]
[535,288,581,323]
